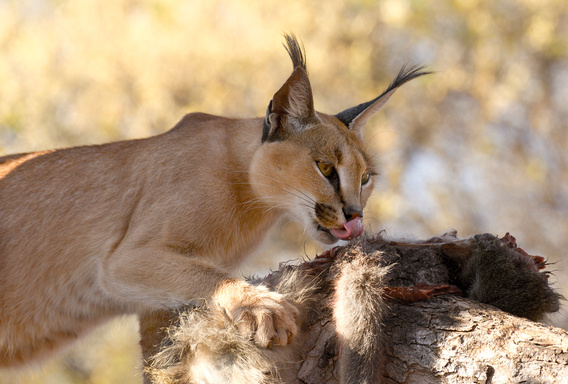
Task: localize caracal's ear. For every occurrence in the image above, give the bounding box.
[335,65,431,137]
[262,34,321,143]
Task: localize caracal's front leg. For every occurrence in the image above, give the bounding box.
[100,247,299,347]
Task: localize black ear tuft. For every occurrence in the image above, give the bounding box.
[283,34,307,70]
[335,65,431,133]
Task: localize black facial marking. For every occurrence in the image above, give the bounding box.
[326,167,340,193]
[315,202,337,224]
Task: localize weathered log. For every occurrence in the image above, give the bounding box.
[143,232,567,384]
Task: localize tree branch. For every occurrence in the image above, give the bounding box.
[143,232,567,383]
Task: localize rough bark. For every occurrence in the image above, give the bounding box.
[300,294,568,383]
[143,233,567,384]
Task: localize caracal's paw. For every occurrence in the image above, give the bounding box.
[213,279,300,348]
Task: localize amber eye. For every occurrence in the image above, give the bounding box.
[361,173,371,185]
[317,162,334,177]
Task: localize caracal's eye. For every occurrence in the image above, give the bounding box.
[361,172,371,185]
[317,162,334,177]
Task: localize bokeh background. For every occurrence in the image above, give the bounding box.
[1,0,567,382]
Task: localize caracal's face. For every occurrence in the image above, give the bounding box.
[250,113,375,245]
[250,36,426,245]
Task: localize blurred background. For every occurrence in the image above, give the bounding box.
[1,0,567,382]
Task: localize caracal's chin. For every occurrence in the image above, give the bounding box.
[290,212,349,246]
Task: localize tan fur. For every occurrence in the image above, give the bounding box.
[0,35,426,369]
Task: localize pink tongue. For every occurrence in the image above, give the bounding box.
[330,217,364,240]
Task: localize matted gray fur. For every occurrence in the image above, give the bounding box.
[334,257,391,384]
[147,255,391,384]
[147,267,321,384]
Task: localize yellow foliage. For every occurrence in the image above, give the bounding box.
[2,0,568,382]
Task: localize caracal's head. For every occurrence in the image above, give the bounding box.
[250,35,429,245]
